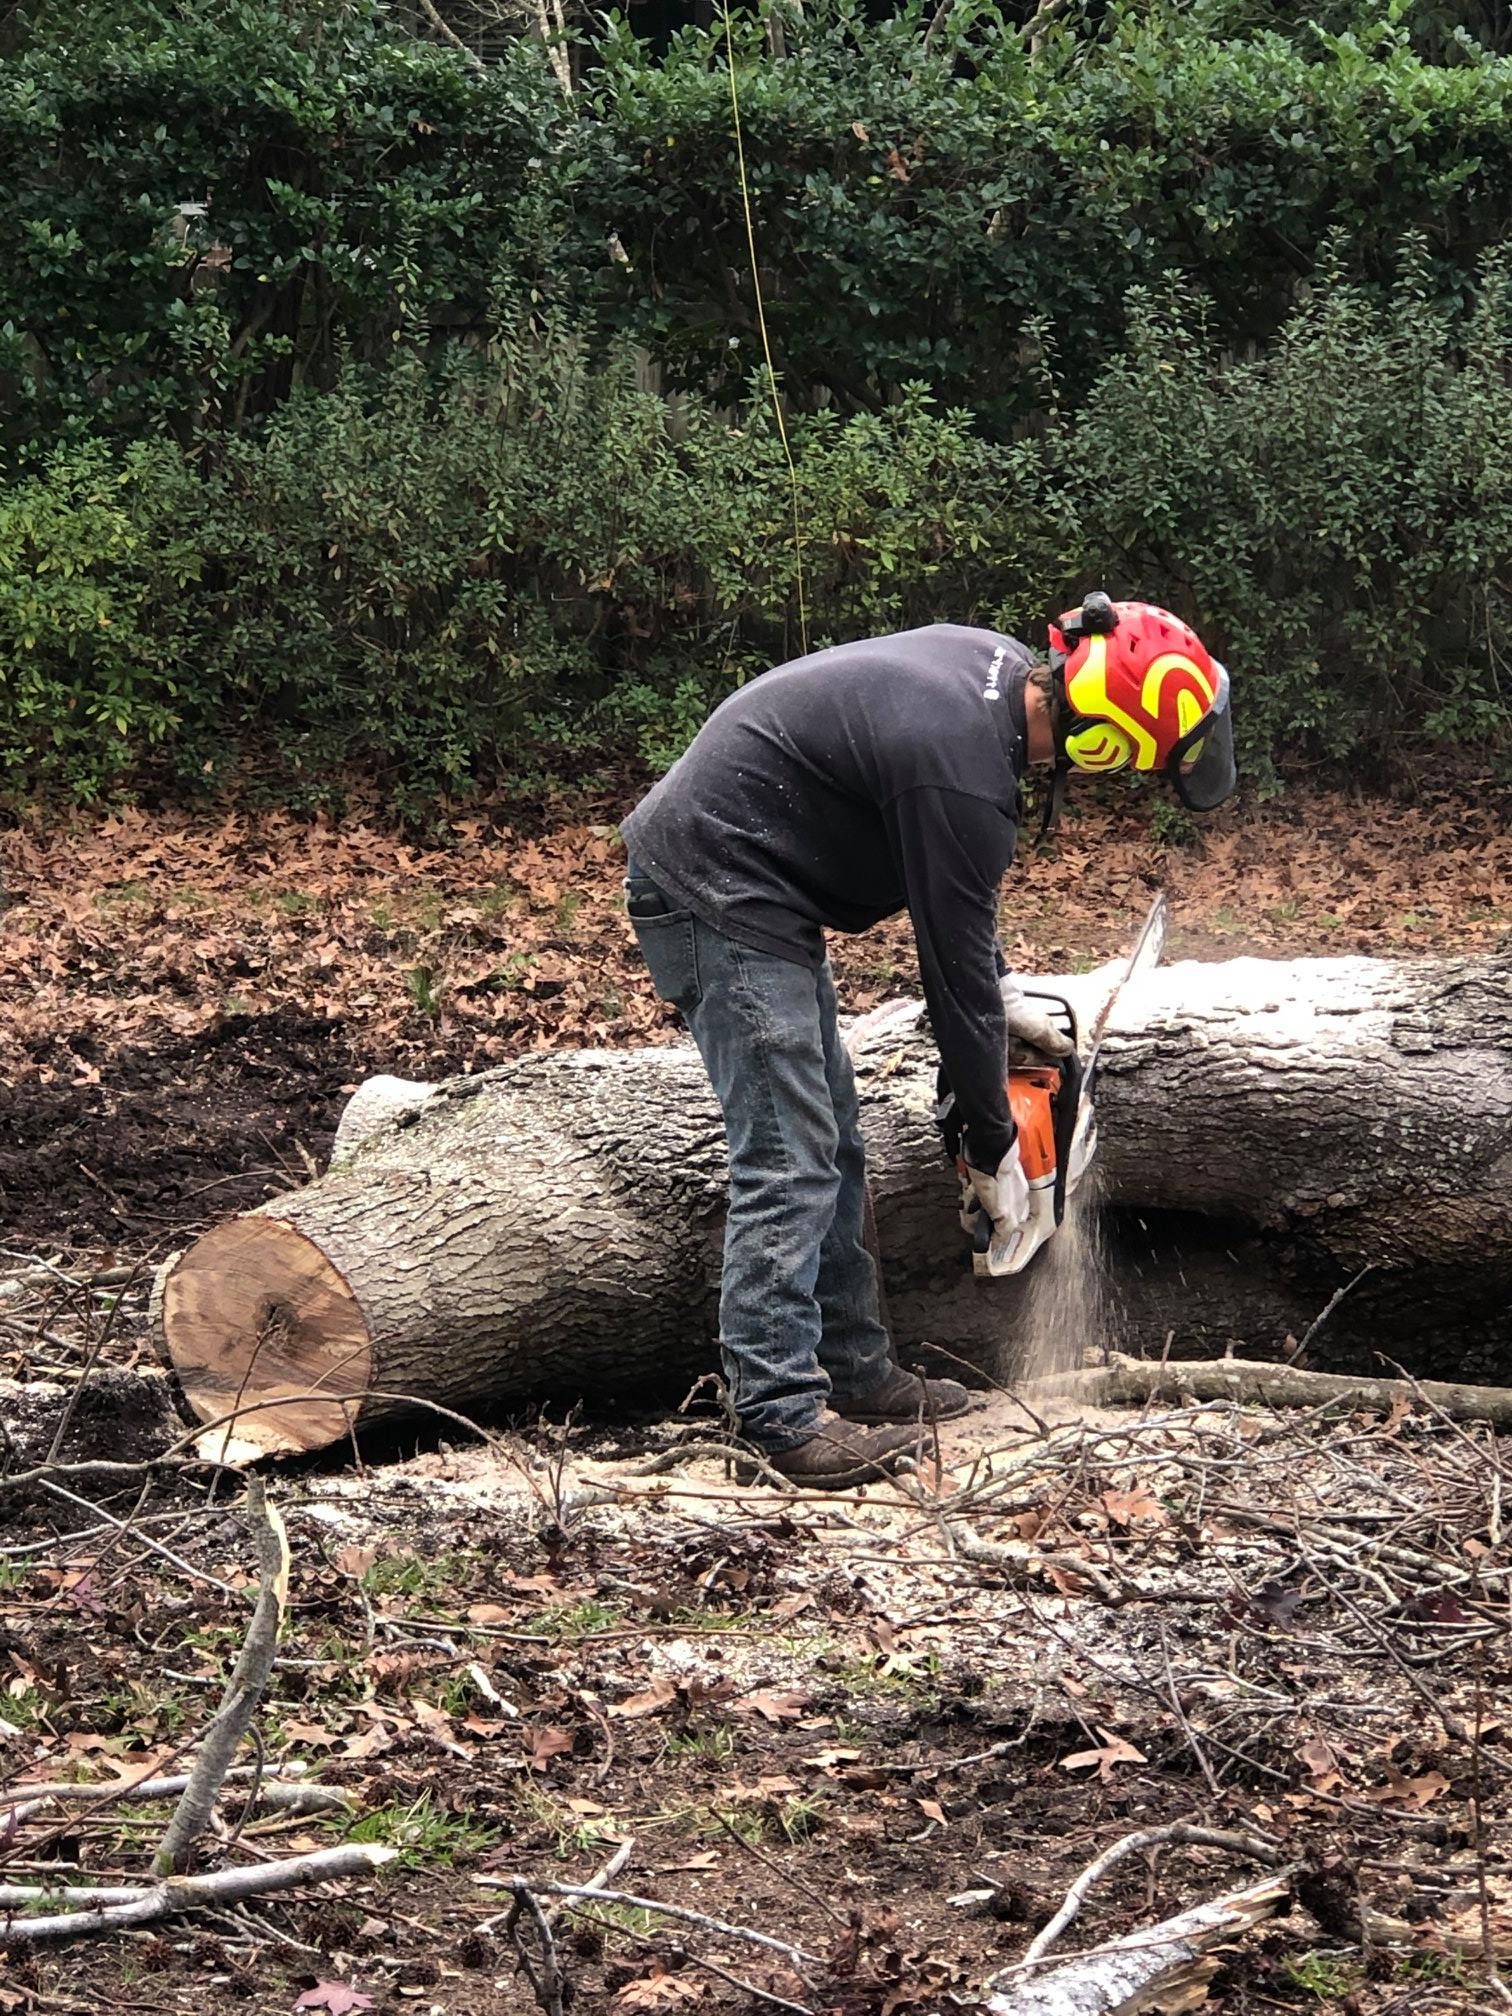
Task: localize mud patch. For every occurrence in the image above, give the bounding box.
[0,1010,473,1254]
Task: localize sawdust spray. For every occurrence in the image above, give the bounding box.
[1003,1162,1116,1385]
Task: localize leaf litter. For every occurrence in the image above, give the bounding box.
[1,779,1510,2009]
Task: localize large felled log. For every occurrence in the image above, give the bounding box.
[153,954,1512,1455]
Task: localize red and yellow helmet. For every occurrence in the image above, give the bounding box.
[1047,594,1237,811]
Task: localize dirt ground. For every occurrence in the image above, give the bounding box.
[2,778,1511,2012]
[3,1348,1510,2016]
[2,775,1510,1259]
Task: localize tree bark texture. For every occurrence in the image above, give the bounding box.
[154,955,1512,1455]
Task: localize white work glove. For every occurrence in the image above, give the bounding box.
[1000,974,1074,1059]
[966,1137,1031,1242]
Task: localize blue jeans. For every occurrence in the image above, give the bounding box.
[627,863,893,1450]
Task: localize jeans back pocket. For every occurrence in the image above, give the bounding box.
[632,906,701,1010]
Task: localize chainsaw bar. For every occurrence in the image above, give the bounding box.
[1085,890,1168,1066]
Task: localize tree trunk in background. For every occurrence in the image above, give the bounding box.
[153,955,1512,1456]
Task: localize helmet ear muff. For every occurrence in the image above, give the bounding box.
[1064,719,1135,775]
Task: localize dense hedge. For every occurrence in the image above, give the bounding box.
[7,0,1512,449]
[5,253,1510,804]
[4,0,1512,801]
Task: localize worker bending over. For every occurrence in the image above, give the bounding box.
[622,595,1235,1487]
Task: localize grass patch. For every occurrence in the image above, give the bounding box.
[360,1550,471,1601]
[346,1793,496,1867]
[533,1598,623,1641]
[664,1726,736,1764]
[831,1652,942,1704]
[1282,1953,1362,2000]
[514,1780,622,1858]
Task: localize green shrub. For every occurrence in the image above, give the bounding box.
[1061,240,1512,782]
[5,252,1512,806]
[0,440,200,799]
[9,0,1512,453]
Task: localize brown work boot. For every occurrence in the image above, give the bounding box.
[744,1412,923,1490]
[832,1366,972,1426]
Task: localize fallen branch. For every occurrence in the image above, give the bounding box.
[985,1874,1291,2015]
[1061,1352,1512,1430]
[1021,1824,1286,1968]
[153,1476,290,1874]
[2,1769,343,1827]
[0,1843,395,1944]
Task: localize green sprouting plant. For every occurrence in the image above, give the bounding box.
[663,1725,736,1764]
[533,1598,623,1641]
[359,1550,471,1601]
[346,1793,496,1867]
[1283,1952,1362,1999]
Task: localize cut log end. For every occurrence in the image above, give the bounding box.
[157,1217,371,1456]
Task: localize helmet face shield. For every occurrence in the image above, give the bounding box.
[1164,661,1236,811]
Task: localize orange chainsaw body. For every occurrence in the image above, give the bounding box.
[1007,1067,1062,1185]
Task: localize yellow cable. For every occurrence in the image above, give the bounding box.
[723,5,809,655]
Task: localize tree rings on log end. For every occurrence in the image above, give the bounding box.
[158,1217,371,1457]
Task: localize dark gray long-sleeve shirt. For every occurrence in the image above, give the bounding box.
[620,624,1031,1169]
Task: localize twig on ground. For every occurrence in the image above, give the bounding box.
[43,1259,146,1464]
[1285,1265,1375,1367]
[503,1882,567,2016]
[154,1477,290,1874]
[1090,1351,1512,1429]
[0,1843,396,1943]
[477,1879,821,1971]
[29,1476,237,1595]
[691,1952,814,2014]
[709,1806,846,1926]
[946,1519,1121,1606]
[1018,1823,1285,1968]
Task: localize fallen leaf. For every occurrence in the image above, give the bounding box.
[293,1985,374,2015]
[850,120,869,141]
[410,1699,471,1756]
[1398,1590,1470,1627]
[1248,1580,1303,1627]
[334,1544,378,1578]
[529,1725,576,1770]
[917,1797,947,1826]
[610,1675,677,1720]
[1099,1484,1166,1529]
[1367,1766,1450,1811]
[1044,1561,1094,1598]
[802,1746,863,1769]
[467,1602,515,1625]
[283,1719,341,1750]
[733,1688,808,1723]
[1059,1729,1147,1782]
[340,1725,394,1762]
[1298,1733,1346,1782]
[1380,1395,1413,1436]
[616,1964,704,2009]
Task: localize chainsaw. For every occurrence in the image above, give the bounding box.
[935,894,1168,1276]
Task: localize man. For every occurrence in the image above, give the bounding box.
[621,595,1235,1487]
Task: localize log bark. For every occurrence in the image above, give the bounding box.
[983,1874,1290,2016]
[153,954,1512,1456]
